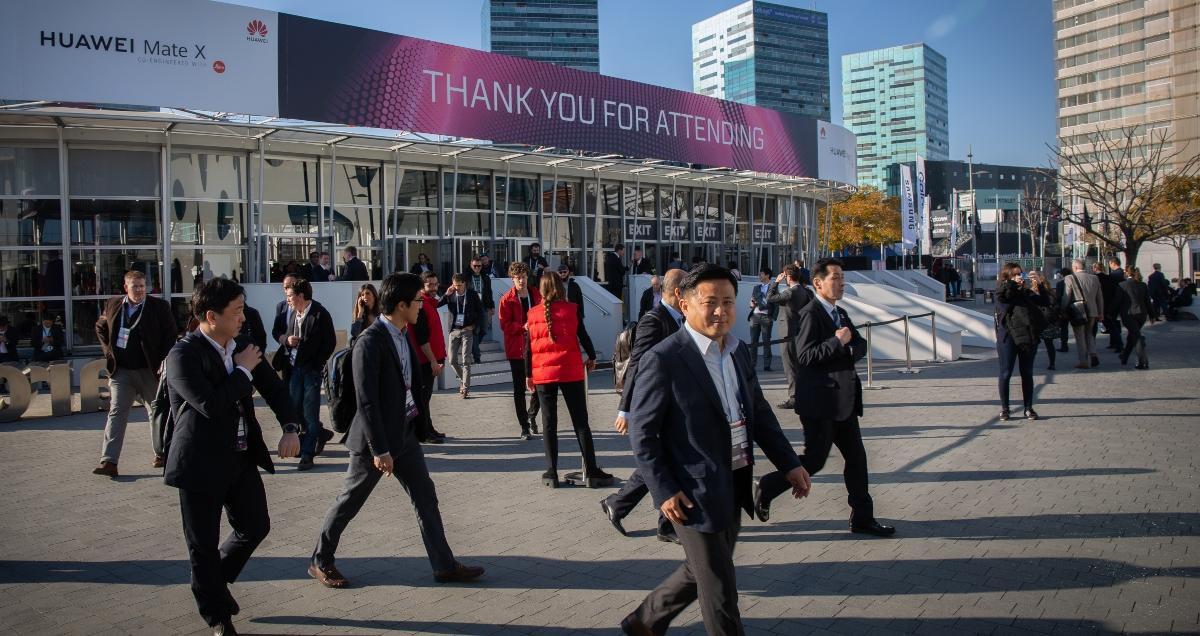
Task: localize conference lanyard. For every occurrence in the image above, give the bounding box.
[116,300,145,349]
[454,293,465,328]
[716,349,750,470]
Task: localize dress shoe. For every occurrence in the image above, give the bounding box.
[433,562,485,583]
[152,455,165,469]
[519,430,532,441]
[212,617,238,636]
[764,365,772,372]
[584,468,614,488]
[1090,355,1100,367]
[297,456,315,471]
[600,498,627,536]
[92,461,118,478]
[1024,408,1039,421]
[998,408,1010,421]
[777,399,794,410]
[542,470,559,488]
[1074,362,1089,369]
[621,614,655,636]
[1046,365,1055,370]
[529,420,539,435]
[1119,354,1129,365]
[656,531,680,544]
[1134,363,1149,370]
[850,520,896,537]
[753,477,771,522]
[422,436,444,444]
[308,563,350,588]
[430,429,448,440]
[316,427,333,455]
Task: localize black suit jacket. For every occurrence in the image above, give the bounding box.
[766,280,812,339]
[284,300,336,372]
[439,289,483,329]
[1095,271,1118,319]
[631,257,653,275]
[271,300,290,345]
[618,303,680,413]
[346,319,423,457]
[1113,279,1151,322]
[468,272,494,311]
[566,278,585,320]
[628,328,801,533]
[30,325,65,362]
[163,331,298,495]
[341,257,369,281]
[638,287,661,319]
[604,252,627,290]
[241,306,267,351]
[792,299,867,422]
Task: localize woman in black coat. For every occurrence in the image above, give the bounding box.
[1028,270,1060,370]
[994,262,1047,421]
[1113,267,1151,369]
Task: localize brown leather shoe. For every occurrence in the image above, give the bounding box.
[308,563,350,588]
[433,562,484,583]
[621,615,655,636]
[152,455,165,468]
[92,461,118,478]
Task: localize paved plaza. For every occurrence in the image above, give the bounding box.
[1,319,1198,635]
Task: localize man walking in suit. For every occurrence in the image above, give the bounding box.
[558,263,586,321]
[1147,263,1169,321]
[281,278,336,469]
[163,278,302,635]
[605,244,629,299]
[766,265,812,409]
[753,258,896,538]
[603,268,686,544]
[747,268,778,372]
[467,256,494,364]
[1062,259,1104,369]
[339,246,369,281]
[308,273,484,589]
[94,270,178,476]
[621,265,812,636]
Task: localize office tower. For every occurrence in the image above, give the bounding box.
[692,1,830,119]
[842,43,949,190]
[483,0,600,73]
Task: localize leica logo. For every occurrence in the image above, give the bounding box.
[245,19,269,43]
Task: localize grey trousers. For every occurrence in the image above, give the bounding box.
[100,367,162,464]
[781,341,797,401]
[448,328,473,390]
[1072,318,1097,364]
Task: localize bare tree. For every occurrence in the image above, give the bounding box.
[1045,125,1200,265]
[1019,178,1058,259]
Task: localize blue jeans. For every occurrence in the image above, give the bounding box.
[289,367,323,458]
[748,314,774,370]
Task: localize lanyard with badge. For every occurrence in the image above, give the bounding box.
[716,348,751,470]
[116,301,145,349]
[396,331,421,422]
[453,293,465,328]
[42,327,54,353]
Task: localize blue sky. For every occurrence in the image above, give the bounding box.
[239,0,1057,169]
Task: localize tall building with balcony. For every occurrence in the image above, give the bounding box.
[691,1,830,119]
[482,0,599,73]
[1053,0,1199,279]
[841,43,949,190]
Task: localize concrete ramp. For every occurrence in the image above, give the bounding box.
[838,290,962,361]
[846,282,996,347]
[892,269,948,301]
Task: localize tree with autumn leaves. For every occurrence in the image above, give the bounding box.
[818,186,901,254]
[1149,174,1200,279]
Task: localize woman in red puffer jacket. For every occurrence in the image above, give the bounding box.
[525,271,611,488]
[499,261,542,440]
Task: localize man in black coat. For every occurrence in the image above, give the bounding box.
[307,273,484,589]
[754,258,896,537]
[0,316,20,363]
[30,317,65,362]
[1147,263,1169,320]
[558,264,585,321]
[630,247,653,275]
[604,244,628,298]
[603,268,685,543]
[1093,261,1123,351]
[467,256,495,364]
[524,243,549,284]
[638,275,662,320]
[239,305,267,351]
[163,278,301,635]
[766,265,812,409]
[622,265,810,635]
[339,246,369,281]
[280,278,336,469]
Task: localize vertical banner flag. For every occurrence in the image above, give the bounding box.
[922,196,932,254]
[950,190,959,250]
[915,156,927,251]
[900,164,916,248]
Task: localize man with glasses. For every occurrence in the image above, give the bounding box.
[468,256,494,364]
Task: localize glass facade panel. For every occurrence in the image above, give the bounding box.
[395,169,439,208]
[388,208,438,237]
[169,200,246,246]
[260,203,319,234]
[497,176,538,213]
[333,162,384,205]
[329,205,382,253]
[70,199,160,246]
[500,213,534,238]
[0,199,62,246]
[444,172,492,210]
[541,215,581,251]
[72,248,163,296]
[168,249,246,295]
[257,158,319,203]
[69,149,160,198]
[0,147,60,196]
[453,210,493,236]
[169,152,247,200]
[71,299,105,347]
[0,250,66,298]
[543,180,581,214]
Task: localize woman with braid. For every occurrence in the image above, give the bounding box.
[525,272,610,487]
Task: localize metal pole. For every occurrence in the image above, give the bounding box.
[928,311,944,363]
[863,322,887,390]
[897,315,920,374]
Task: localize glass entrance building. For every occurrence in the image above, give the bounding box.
[0,107,849,353]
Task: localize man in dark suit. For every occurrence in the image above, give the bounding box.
[621,265,811,636]
[630,247,653,275]
[301,251,330,283]
[281,278,336,470]
[1092,261,1123,351]
[30,316,65,362]
[94,270,178,476]
[637,275,661,320]
[603,268,685,543]
[558,264,585,321]
[239,305,267,351]
[748,268,779,371]
[604,244,628,298]
[766,265,812,409]
[467,256,494,364]
[754,258,896,538]
[308,273,484,589]
[339,246,369,281]
[163,278,301,636]
[1147,263,1169,321]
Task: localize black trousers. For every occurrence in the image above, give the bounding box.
[536,380,597,473]
[1102,316,1124,349]
[1121,317,1148,365]
[178,454,270,627]
[313,446,456,573]
[1057,319,1070,350]
[1041,337,1056,367]
[997,337,1036,410]
[508,359,539,432]
[416,362,437,438]
[606,469,674,536]
[759,415,874,524]
[631,509,743,635]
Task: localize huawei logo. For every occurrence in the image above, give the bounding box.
[247,19,268,37]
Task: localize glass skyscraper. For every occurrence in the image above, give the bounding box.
[482,0,599,73]
[691,1,830,119]
[842,43,949,190]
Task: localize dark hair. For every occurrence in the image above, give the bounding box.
[508,261,530,278]
[680,264,738,296]
[998,261,1023,283]
[420,271,438,283]
[811,258,844,281]
[539,271,565,342]
[530,242,541,249]
[353,283,379,322]
[344,245,358,256]
[671,251,680,259]
[291,278,313,301]
[192,278,245,320]
[452,273,468,284]
[615,243,625,252]
[760,268,773,277]
[379,273,422,314]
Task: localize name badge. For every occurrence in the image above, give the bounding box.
[730,419,750,470]
[454,313,465,328]
[405,390,420,421]
[42,344,54,353]
[116,327,130,349]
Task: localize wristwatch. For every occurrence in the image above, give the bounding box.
[282,423,301,434]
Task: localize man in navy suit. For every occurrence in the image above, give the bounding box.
[622,265,812,636]
[753,258,896,537]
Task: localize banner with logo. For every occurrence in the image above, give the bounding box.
[816,121,857,185]
[900,165,916,248]
[950,190,959,249]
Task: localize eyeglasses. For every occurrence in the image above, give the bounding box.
[471,264,481,268]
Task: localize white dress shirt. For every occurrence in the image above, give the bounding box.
[683,323,742,423]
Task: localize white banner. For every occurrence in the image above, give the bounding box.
[950,190,959,249]
[922,195,932,253]
[900,164,916,248]
[0,0,279,115]
[816,121,857,185]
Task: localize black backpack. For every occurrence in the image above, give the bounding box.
[324,342,356,434]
